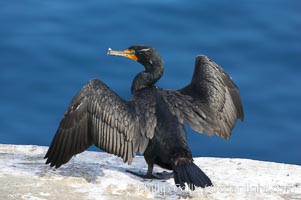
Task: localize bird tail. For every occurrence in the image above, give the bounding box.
[173,158,212,190]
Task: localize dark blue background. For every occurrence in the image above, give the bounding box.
[1,0,300,165]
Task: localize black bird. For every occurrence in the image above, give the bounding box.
[45,45,244,190]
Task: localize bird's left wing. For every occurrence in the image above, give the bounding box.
[45,79,151,168]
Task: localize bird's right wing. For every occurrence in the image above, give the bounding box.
[45,79,151,168]
[162,55,244,140]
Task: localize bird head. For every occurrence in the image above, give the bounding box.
[107,45,163,72]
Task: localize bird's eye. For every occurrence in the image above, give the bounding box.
[126,49,135,55]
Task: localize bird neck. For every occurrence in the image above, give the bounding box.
[131,62,164,94]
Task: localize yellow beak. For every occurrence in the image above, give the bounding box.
[107,48,138,61]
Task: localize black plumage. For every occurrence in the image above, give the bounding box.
[45,45,244,190]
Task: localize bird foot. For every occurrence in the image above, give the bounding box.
[126,170,173,180]
[154,171,174,179]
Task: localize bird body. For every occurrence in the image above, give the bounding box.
[45,45,244,190]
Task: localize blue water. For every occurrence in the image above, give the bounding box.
[0,0,300,165]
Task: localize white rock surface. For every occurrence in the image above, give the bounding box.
[0,144,300,200]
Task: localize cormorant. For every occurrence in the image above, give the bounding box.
[45,45,244,190]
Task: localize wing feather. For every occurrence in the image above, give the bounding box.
[45,79,154,168]
[162,55,244,140]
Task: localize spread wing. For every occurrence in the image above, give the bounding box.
[45,79,153,168]
[162,55,244,139]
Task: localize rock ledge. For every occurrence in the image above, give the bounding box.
[0,144,300,200]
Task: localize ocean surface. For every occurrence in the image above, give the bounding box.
[0,0,300,165]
